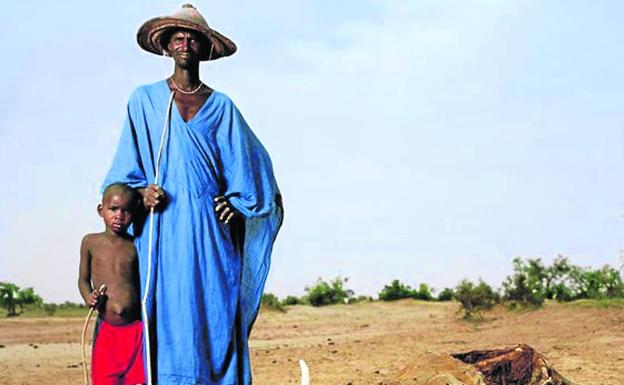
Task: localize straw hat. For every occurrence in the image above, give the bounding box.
[137,3,237,61]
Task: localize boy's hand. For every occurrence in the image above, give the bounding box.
[87,284,107,309]
[214,196,239,224]
[142,184,167,211]
[87,290,103,309]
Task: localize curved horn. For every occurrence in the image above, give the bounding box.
[299,359,310,385]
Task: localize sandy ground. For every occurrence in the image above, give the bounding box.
[0,300,622,385]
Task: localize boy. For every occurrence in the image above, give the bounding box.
[78,183,146,385]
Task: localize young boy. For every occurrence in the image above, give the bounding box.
[78,183,146,385]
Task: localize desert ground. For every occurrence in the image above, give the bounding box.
[0,300,622,385]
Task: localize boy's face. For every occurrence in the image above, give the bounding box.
[98,192,135,235]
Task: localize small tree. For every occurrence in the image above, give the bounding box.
[545,256,579,301]
[502,257,547,307]
[0,282,20,316]
[455,279,499,319]
[304,276,354,306]
[0,282,43,316]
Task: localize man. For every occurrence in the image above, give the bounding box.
[102,4,283,385]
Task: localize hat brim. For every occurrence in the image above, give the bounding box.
[137,17,237,61]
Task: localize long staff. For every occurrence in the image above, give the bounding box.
[142,90,176,385]
[81,283,107,385]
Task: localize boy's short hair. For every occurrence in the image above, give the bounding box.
[102,183,140,211]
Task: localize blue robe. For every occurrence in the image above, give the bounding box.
[103,80,283,385]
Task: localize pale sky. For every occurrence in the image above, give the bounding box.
[1,1,623,302]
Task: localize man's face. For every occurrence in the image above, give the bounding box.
[98,192,135,235]
[165,29,204,67]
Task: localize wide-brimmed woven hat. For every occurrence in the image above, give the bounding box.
[137,3,236,61]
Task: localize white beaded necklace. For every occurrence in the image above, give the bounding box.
[169,77,203,95]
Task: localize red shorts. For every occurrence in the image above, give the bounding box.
[92,320,146,385]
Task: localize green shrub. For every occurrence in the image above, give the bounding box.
[549,282,576,302]
[576,265,624,299]
[282,295,302,306]
[379,280,414,301]
[304,276,354,306]
[45,302,87,317]
[42,303,57,316]
[354,295,374,303]
[506,256,624,303]
[261,293,285,312]
[437,287,455,301]
[502,257,547,307]
[545,256,580,300]
[346,295,374,304]
[58,301,86,310]
[413,283,434,301]
[455,279,499,319]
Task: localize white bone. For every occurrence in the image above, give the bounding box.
[299,359,310,385]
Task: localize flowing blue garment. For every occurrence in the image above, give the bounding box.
[102,80,283,385]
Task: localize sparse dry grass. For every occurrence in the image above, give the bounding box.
[1,300,622,385]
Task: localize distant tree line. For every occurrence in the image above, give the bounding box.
[0,282,86,317]
[452,255,624,318]
[3,256,623,318]
[260,256,624,318]
[502,256,624,305]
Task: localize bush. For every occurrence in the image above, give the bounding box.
[502,257,547,307]
[304,276,354,306]
[599,265,624,298]
[507,255,624,303]
[455,279,499,319]
[346,295,374,304]
[42,303,57,316]
[58,301,85,310]
[282,295,302,306]
[549,282,576,302]
[261,293,285,312]
[576,265,624,299]
[544,256,579,300]
[413,283,434,301]
[437,287,455,301]
[379,280,414,301]
[354,295,374,303]
[378,280,436,301]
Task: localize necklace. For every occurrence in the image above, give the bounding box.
[169,77,203,95]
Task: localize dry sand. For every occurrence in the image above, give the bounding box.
[0,300,622,385]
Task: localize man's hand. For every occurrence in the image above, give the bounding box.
[141,184,167,211]
[214,196,239,224]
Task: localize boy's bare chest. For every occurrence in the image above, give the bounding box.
[90,239,137,279]
[92,253,135,275]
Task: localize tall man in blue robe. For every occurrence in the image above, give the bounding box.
[102,4,283,385]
